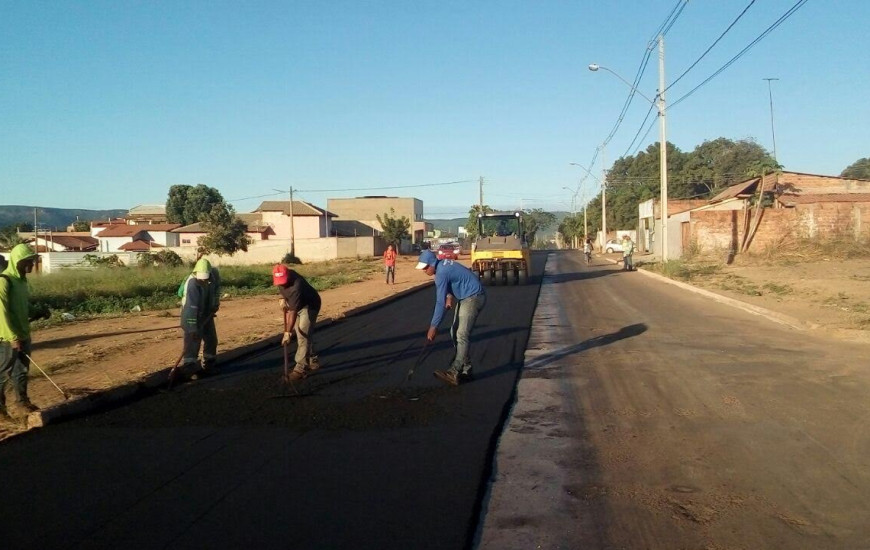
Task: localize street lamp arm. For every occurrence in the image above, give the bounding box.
[569,162,602,185]
[588,64,656,106]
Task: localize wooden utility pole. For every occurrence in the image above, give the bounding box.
[288,186,295,258]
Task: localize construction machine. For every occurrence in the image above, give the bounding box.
[470,211,531,285]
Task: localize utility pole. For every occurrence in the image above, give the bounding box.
[658,34,669,262]
[763,78,779,162]
[479,176,484,209]
[274,186,297,258]
[601,145,607,251]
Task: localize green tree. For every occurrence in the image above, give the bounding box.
[0,225,25,251]
[841,157,870,180]
[72,220,90,232]
[677,138,774,197]
[465,204,493,241]
[166,184,225,226]
[376,208,411,248]
[557,213,585,248]
[197,203,253,256]
[523,208,556,246]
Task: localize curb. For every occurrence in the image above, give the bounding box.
[604,256,812,331]
[25,280,433,431]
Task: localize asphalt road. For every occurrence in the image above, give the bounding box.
[0,254,546,550]
[478,251,870,549]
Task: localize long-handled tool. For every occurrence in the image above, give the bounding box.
[281,311,300,395]
[405,340,431,381]
[23,353,69,400]
[166,351,185,389]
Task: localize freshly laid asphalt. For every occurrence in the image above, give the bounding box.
[0,254,545,550]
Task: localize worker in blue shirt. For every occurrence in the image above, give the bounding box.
[415,249,487,386]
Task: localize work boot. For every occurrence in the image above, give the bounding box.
[0,407,15,425]
[433,369,460,387]
[308,356,321,372]
[284,366,308,382]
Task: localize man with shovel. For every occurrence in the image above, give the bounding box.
[273,263,321,382]
[0,244,41,421]
[415,249,486,387]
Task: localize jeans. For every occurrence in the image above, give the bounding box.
[294,307,319,370]
[385,265,395,283]
[0,338,32,407]
[449,292,486,373]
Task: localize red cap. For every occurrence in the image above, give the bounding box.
[272,264,289,286]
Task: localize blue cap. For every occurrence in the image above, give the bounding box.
[415,250,438,270]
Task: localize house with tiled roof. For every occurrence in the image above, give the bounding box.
[96,223,181,252]
[173,213,275,248]
[31,233,99,252]
[254,200,335,239]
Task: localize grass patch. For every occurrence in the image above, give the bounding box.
[647,259,723,281]
[28,258,383,323]
[761,282,793,295]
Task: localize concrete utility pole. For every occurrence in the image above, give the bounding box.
[275,186,296,258]
[658,34,669,262]
[479,176,484,209]
[601,144,607,251]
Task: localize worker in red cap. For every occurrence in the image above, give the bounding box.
[273,264,322,381]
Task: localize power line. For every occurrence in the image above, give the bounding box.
[229,179,475,203]
[670,0,810,109]
[666,0,757,92]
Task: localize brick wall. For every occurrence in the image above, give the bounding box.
[777,173,870,194]
[689,202,870,256]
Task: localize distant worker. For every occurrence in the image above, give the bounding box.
[415,249,486,387]
[383,244,397,285]
[0,244,40,419]
[622,235,635,271]
[584,238,593,264]
[179,258,221,373]
[273,263,322,381]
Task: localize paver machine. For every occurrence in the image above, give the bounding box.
[471,211,531,285]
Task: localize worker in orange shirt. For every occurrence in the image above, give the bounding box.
[383,244,397,284]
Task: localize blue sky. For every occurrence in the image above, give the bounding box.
[2,0,867,219]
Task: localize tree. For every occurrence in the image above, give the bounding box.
[72,220,90,232]
[0,225,25,251]
[557,213,584,248]
[166,184,225,226]
[677,138,774,197]
[841,157,870,180]
[197,203,253,257]
[523,209,556,246]
[464,204,493,241]
[376,208,411,248]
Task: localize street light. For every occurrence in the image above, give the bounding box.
[562,186,580,248]
[569,162,603,249]
[589,34,669,261]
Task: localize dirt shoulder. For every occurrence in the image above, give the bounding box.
[632,252,870,343]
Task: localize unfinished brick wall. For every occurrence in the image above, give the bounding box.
[777,173,870,194]
[795,202,870,239]
[689,202,870,256]
[690,209,800,254]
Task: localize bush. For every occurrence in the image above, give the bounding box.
[137,250,184,268]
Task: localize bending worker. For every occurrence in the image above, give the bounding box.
[179,258,221,373]
[273,263,321,381]
[415,249,486,387]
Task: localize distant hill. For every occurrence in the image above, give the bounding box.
[0,205,128,230]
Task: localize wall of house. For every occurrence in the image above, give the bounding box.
[261,212,324,239]
[166,236,379,266]
[777,173,870,195]
[794,202,870,239]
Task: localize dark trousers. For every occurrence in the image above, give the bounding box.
[182,317,218,366]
